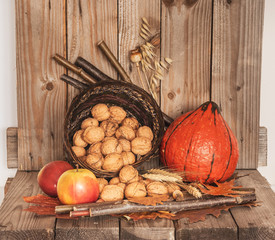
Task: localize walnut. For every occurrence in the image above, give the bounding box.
[109,177,120,185]
[86,153,103,169]
[81,118,99,129]
[91,103,110,121]
[122,117,139,130]
[138,175,143,181]
[71,146,86,157]
[131,137,152,155]
[83,126,105,145]
[102,153,123,172]
[73,130,88,148]
[121,151,136,165]
[102,136,117,142]
[78,156,87,162]
[109,106,127,123]
[115,126,135,141]
[100,185,124,202]
[87,142,102,155]
[117,183,126,191]
[119,165,139,184]
[118,139,131,152]
[136,126,154,141]
[101,138,123,155]
[100,120,119,137]
[125,182,147,199]
[97,178,108,193]
[164,182,181,195]
[147,182,168,196]
[140,178,153,186]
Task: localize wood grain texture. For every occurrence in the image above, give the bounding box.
[118,1,176,232]
[55,216,119,240]
[67,0,118,101]
[118,0,161,91]
[211,0,265,169]
[230,170,275,240]
[0,171,55,239]
[118,0,161,170]
[120,218,175,240]
[258,126,267,167]
[6,127,18,168]
[16,0,67,170]
[175,212,237,240]
[4,178,13,195]
[160,0,212,119]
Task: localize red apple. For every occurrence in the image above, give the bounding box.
[57,168,100,205]
[37,161,73,197]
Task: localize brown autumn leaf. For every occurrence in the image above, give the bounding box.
[128,194,170,206]
[23,194,78,219]
[171,201,260,223]
[121,211,175,221]
[23,194,61,206]
[196,179,250,197]
[23,205,56,215]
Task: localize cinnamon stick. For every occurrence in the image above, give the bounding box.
[53,54,96,84]
[97,40,132,83]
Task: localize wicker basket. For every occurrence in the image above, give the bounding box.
[64,80,165,178]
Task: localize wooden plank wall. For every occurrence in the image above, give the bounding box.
[15,0,265,171]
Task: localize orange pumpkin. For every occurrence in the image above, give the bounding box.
[160,101,239,183]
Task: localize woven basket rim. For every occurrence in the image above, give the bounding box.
[64,80,165,178]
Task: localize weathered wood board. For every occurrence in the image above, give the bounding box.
[161,0,212,117]
[211,0,265,169]
[230,170,275,239]
[0,171,56,239]
[14,0,265,171]
[16,0,67,170]
[1,170,275,240]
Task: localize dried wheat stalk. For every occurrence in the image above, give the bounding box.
[142,169,202,199]
[129,17,172,101]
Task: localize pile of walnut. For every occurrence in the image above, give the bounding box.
[97,165,183,202]
[71,103,154,172]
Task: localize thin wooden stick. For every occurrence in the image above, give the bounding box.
[60,74,89,90]
[75,57,114,82]
[67,193,256,218]
[52,54,96,84]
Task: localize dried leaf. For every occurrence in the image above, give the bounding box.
[125,211,175,221]
[197,179,247,197]
[128,194,169,206]
[23,205,56,216]
[23,194,61,206]
[23,194,78,219]
[171,201,260,223]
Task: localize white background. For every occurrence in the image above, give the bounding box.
[0,1,274,203]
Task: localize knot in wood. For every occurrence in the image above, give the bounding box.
[168,91,176,100]
[46,82,54,91]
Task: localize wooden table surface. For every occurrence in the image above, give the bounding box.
[0,170,274,240]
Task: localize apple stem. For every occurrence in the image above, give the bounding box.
[76,164,79,172]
